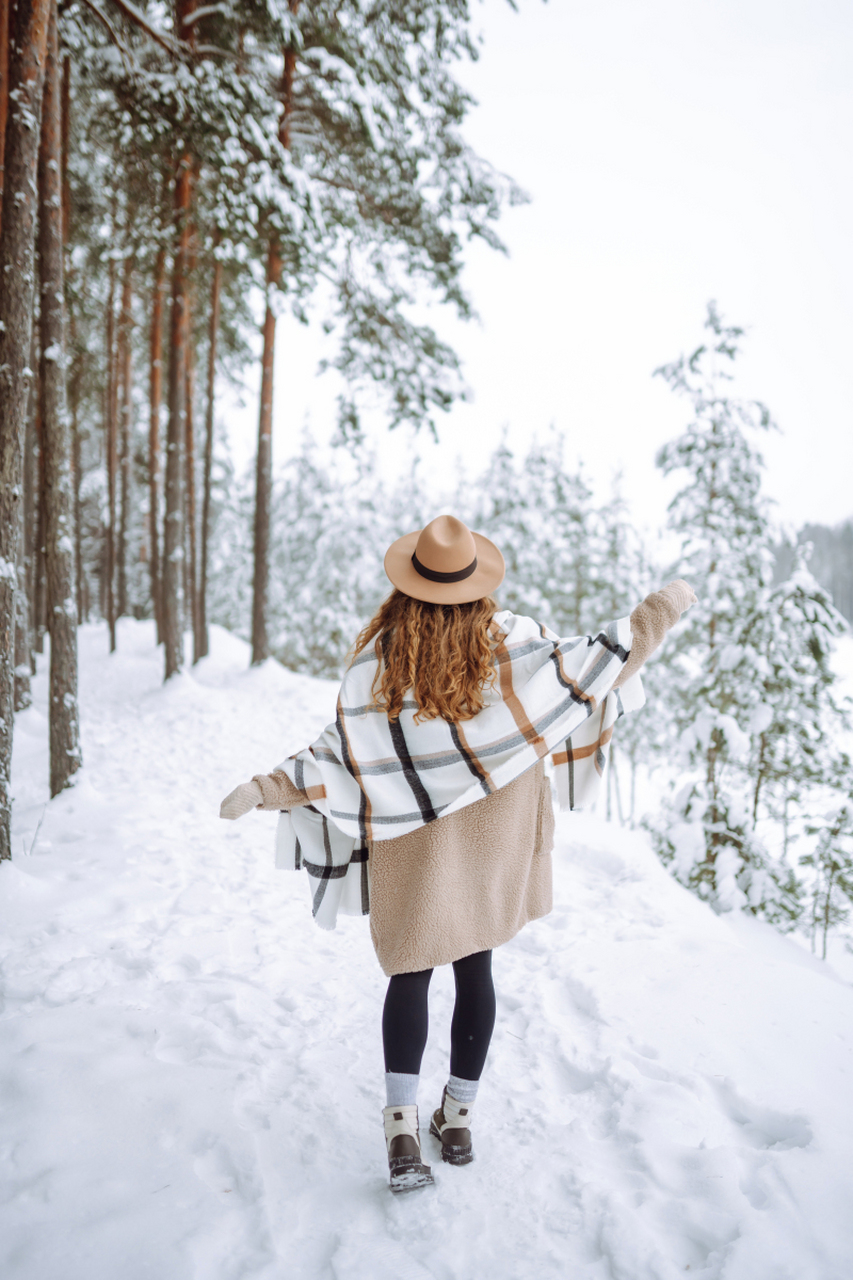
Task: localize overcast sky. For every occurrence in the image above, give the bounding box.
[230,0,853,539]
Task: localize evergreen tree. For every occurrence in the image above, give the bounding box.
[801,805,853,960]
[742,553,851,848]
[648,303,786,915]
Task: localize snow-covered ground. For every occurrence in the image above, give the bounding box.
[1,621,852,1280]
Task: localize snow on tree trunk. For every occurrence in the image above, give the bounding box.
[23,337,38,669]
[38,0,81,797]
[197,249,221,663]
[14,509,31,712]
[148,247,166,644]
[0,0,50,858]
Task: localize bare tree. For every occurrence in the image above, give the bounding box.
[38,0,81,795]
[0,0,50,859]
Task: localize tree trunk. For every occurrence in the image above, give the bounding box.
[17,325,40,706]
[251,12,299,666]
[184,288,198,662]
[162,0,197,680]
[0,0,50,859]
[0,0,9,234]
[148,246,166,641]
[198,249,222,661]
[60,51,70,244]
[822,865,834,961]
[23,339,38,673]
[38,0,81,796]
[105,251,118,651]
[32,337,48,656]
[70,365,84,622]
[117,255,133,620]
[162,154,192,679]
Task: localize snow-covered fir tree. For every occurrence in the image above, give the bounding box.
[646,303,791,917]
[802,804,853,960]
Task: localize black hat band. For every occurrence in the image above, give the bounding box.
[411,551,478,584]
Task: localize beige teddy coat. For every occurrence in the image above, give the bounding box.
[254,588,686,976]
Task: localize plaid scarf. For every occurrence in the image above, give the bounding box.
[274,610,644,929]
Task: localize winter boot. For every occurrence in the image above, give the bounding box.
[429,1086,474,1165]
[383,1105,434,1194]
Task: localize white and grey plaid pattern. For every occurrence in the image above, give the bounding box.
[274,610,644,929]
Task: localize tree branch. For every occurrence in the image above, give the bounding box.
[78,0,136,65]
[105,0,182,56]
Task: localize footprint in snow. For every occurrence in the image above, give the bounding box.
[710,1077,813,1150]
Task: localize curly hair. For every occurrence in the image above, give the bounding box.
[351,589,499,723]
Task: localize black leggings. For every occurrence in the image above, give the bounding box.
[382,949,497,1081]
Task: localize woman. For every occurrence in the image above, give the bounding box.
[220,514,696,1193]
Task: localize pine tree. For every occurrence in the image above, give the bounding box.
[801,806,853,960]
[38,0,81,796]
[649,303,784,914]
[0,0,50,859]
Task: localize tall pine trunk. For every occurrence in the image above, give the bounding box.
[0,0,8,229]
[14,330,38,712]
[117,256,133,620]
[0,0,50,859]
[38,0,81,796]
[104,251,118,651]
[148,247,166,641]
[198,249,222,662]
[23,339,38,671]
[162,0,197,680]
[33,365,48,653]
[251,11,299,665]
[71,370,84,622]
[163,154,192,679]
[185,289,199,661]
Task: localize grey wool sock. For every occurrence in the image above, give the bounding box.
[385,1072,420,1107]
[447,1073,479,1105]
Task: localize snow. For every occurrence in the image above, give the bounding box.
[2,619,852,1280]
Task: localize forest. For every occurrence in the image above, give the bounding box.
[1,0,852,960]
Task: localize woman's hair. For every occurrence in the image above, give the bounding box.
[351,589,499,723]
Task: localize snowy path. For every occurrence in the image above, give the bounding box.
[1,621,851,1280]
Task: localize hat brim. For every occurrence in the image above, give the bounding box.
[384,530,505,605]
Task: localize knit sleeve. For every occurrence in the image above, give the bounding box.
[612,580,696,689]
[252,770,313,811]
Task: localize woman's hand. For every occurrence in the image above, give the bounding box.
[220,780,264,820]
[660,580,698,614]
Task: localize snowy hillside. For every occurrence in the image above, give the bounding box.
[1,623,852,1280]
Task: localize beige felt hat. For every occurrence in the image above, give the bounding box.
[384,514,505,605]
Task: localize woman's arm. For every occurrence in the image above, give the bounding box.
[612,579,696,689]
[219,770,312,820]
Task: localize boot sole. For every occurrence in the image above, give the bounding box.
[429,1117,474,1165]
[388,1155,434,1194]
